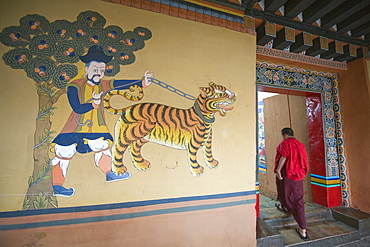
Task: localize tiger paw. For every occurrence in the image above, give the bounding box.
[190,164,204,176]
[112,164,128,174]
[206,160,219,169]
[134,160,151,171]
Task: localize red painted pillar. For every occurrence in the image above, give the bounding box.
[306,95,341,207]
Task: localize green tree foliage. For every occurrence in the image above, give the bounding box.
[0,10,152,86]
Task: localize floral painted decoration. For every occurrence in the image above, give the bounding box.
[52,64,78,89]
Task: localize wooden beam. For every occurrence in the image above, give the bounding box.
[337,8,370,33]
[351,21,370,38]
[290,32,313,53]
[273,26,295,50]
[303,0,345,24]
[320,41,344,59]
[305,37,328,56]
[321,0,370,28]
[348,47,369,62]
[265,0,288,13]
[244,6,370,47]
[241,0,259,7]
[334,44,357,62]
[284,0,316,19]
[257,22,276,46]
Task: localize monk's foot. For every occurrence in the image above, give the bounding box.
[296,228,309,241]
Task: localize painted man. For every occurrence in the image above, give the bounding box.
[274,127,310,240]
[50,45,153,197]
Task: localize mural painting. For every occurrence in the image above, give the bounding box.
[0,10,152,209]
[104,82,236,177]
[0,10,236,209]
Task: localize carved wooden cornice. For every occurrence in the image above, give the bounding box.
[256,45,347,70]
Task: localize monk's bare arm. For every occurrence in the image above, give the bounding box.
[276,156,286,180]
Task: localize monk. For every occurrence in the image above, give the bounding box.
[274,127,310,240]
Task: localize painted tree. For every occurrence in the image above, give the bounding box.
[0,11,152,210]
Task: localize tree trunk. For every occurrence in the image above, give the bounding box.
[23,83,65,210]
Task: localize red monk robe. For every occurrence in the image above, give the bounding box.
[274,137,309,230]
[274,137,309,181]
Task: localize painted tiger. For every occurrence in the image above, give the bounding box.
[103,82,236,176]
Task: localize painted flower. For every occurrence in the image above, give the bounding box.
[49,20,73,41]
[134,26,152,41]
[2,48,31,69]
[307,76,315,84]
[326,127,335,138]
[77,11,106,29]
[55,40,84,63]
[0,26,30,47]
[24,56,56,82]
[326,109,334,119]
[121,31,145,51]
[29,34,56,57]
[19,14,50,35]
[52,64,78,89]
[116,49,135,65]
[264,70,273,79]
[324,81,331,89]
[273,71,279,81]
[105,59,120,77]
[104,25,124,42]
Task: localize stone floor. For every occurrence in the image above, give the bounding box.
[336,236,370,247]
[258,194,370,247]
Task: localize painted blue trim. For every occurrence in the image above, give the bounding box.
[0,199,255,231]
[0,191,255,218]
[311,174,340,180]
[311,181,341,188]
[146,0,244,23]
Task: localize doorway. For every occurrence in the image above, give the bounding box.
[255,61,344,209]
[257,87,323,204]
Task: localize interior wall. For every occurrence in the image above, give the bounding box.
[0,0,257,245]
[338,58,370,213]
[261,94,311,202]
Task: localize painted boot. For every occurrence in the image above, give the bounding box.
[53,185,75,197]
[106,171,131,182]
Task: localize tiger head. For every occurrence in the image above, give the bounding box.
[199,82,236,117]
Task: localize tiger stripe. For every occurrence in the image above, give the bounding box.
[104,82,236,176]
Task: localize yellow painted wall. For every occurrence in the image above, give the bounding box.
[1,0,256,209]
[0,0,256,245]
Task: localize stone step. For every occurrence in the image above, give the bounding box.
[331,207,370,238]
[257,217,284,247]
[257,195,370,247]
[260,199,333,228]
[279,219,359,246]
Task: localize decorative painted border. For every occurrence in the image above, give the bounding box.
[102,0,256,35]
[256,45,347,71]
[311,174,341,188]
[256,61,349,206]
[0,191,255,230]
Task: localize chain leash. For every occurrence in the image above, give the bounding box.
[150,78,196,101]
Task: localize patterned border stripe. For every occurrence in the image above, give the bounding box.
[102,0,256,35]
[311,174,341,187]
[0,191,255,218]
[256,61,349,206]
[256,45,347,70]
[258,167,267,173]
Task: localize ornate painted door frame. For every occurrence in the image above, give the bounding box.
[255,61,348,209]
